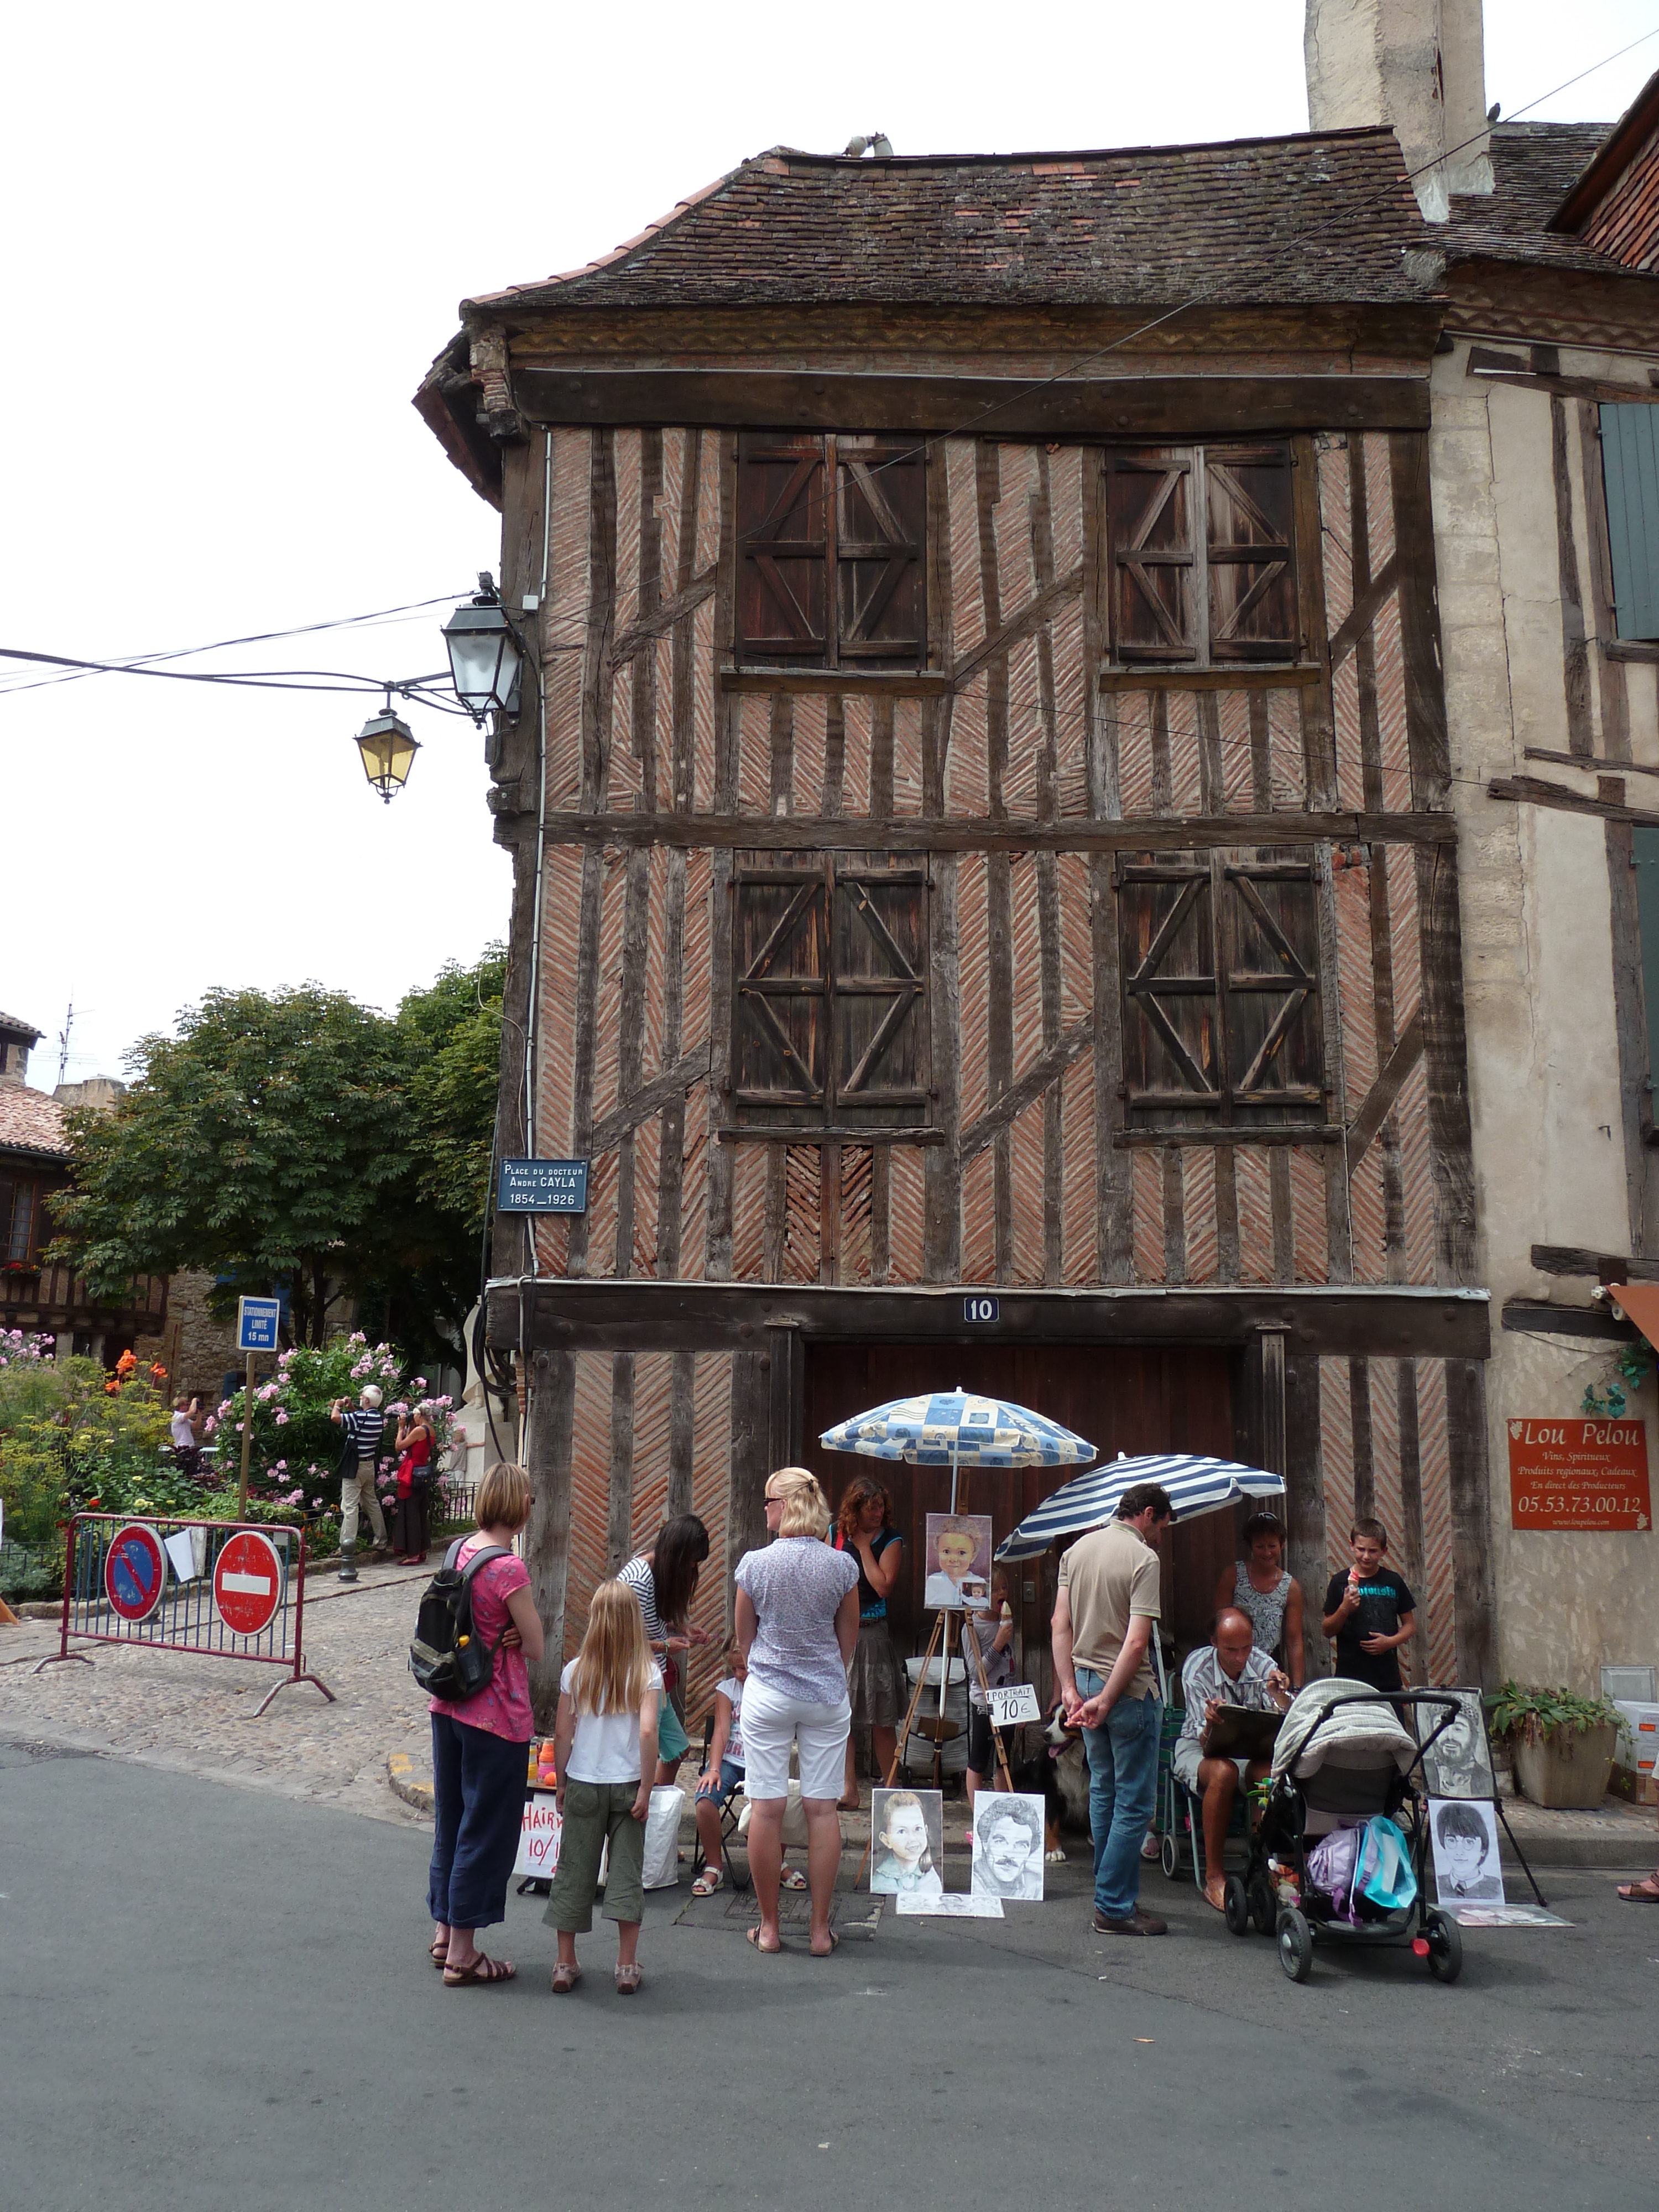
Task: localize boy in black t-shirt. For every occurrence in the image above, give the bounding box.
[1322,1519,1416,1692]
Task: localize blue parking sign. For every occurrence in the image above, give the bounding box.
[236,1297,282,1353]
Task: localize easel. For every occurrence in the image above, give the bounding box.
[855,1602,1015,1882]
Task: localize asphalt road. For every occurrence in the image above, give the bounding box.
[3,1740,1653,2212]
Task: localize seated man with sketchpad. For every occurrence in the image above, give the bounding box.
[1173,1608,1293,1912]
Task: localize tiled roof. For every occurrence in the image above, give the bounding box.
[468,129,1439,315]
[1443,122,1623,276]
[0,1083,69,1162]
[0,1009,41,1042]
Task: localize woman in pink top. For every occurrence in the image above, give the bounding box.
[427,1462,545,1986]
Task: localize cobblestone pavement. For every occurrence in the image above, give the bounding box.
[0,1561,434,1828]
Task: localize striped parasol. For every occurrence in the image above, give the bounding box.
[994,1452,1285,1561]
[820,1389,1094,1512]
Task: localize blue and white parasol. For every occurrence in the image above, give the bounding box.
[820,1389,1094,1512]
[994,1452,1285,1561]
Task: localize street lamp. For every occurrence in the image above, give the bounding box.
[442,572,524,723]
[354,705,420,803]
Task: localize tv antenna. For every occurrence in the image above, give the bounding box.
[56,1001,74,1086]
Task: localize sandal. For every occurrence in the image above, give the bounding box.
[550,1961,583,1993]
[781,1869,809,1891]
[443,1953,517,1986]
[810,1929,839,1957]
[615,1963,643,1995]
[1618,1875,1659,1902]
[746,1925,784,1954]
[430,1937,449,1968]
[692,1869,724,1898]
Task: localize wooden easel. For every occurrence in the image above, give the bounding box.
[854,1603,1015,1884]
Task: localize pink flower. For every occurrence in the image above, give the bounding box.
[274,1410,290,1425]
[204,1416,218,1434]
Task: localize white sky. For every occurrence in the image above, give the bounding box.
[3,0,1655,1084]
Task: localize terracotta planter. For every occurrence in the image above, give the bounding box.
[1513,1721,1617,1809]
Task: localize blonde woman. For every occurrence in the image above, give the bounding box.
[544,1580,662,1996]
[734,1468,860,1957]
[427,1462,544,1986]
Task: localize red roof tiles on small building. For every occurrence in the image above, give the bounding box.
[0,1084,70,1164]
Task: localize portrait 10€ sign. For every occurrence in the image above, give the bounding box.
[1507,1418,1651,1531]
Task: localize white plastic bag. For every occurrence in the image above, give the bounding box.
[642,1785,686,1888]
[737,1780,811,1849]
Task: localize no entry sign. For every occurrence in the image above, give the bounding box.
[213,1529,285,1636]
[104,1523,167,1622]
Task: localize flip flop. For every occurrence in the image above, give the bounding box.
[1618,1876,1659,1902]
[746,1926,784,1954]
[443,1953,517,1986]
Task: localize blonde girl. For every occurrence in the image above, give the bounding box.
[545,1580,661,1996]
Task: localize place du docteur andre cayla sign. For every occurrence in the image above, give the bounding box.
[1507,1417,1652,1531]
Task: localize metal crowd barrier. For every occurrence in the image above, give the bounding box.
[34,1512,336,1719]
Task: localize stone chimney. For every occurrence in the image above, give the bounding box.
[1305,0,1493,223]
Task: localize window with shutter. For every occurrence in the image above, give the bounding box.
[732,852,930,1135]
[1105,442,1298,667]
[735,435,926,669]
[1117,852,1324,1131]
[1600,403,1659,641]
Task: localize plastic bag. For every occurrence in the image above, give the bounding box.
[1355,1814,1417,1913]
[642,1785,686,1889]
[1305,1826,1362,1918]
[737,1781,811,1848]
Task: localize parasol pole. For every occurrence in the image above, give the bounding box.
[938,1440,961,1731]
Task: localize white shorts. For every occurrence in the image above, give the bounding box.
[740,1675,851,1803]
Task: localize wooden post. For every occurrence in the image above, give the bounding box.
[237,1351,256,1519]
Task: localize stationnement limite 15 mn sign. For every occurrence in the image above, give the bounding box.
[1507,1417,1652,1531]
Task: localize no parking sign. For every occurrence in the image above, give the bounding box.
[104,1524,167,1623]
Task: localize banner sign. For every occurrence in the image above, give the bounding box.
[1507,1417,1651,1531]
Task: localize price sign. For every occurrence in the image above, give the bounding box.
[989,1683,1041,1728]
[1507,1417,1652,1531]
[514,1793,563,1879]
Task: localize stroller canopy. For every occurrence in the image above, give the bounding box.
[1272,1678,1418,1784]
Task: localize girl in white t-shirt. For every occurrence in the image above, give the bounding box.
[690,1639,813,1898]
[545,1580,662,1996]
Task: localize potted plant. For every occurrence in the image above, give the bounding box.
[1488,1682,1621,1809]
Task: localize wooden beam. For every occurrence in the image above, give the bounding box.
[1524,746,1659,780]
[1446,1358,1497,1688]
[514,368,1432,439]
[1530,1242,1659,1281]
[488,1276,1490,1360]
[960,1018,1095,1165]
[1501,1296,1637,1339]
[609,566,716,671]
[719,665,950,699]
[540,808,1458,855]
[953,564,1083,692]
[587,1048,715,1159]
[1344,1006,1425,1177]
[1466,348,1659,408]
[1327,552,1401,675]
[1098,664,1323,692]
[1489,773,1659,829]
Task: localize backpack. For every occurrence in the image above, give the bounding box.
[409,1538,513,1700]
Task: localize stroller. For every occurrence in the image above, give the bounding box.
[1222,1679,1464,1985]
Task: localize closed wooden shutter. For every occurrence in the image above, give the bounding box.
[737,434,830,662]
[1601,403,1659,640]
[733,855,829,1113]
[1634,825,1659,1086]
[1118,852,1323,1129]
[1205,443,1297,661]
[836,438,926,666]
[1106,451,1198,662]
[832,860,928,1123]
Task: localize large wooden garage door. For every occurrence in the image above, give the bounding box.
[802,1343,1238,1689]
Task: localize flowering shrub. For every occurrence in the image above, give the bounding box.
[0,1327,54,1366]
[216,1332,459,1517]
[0,1357,171,1553]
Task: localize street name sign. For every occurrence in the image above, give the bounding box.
[497,1157,589,1214]
[236,1296,282,1353]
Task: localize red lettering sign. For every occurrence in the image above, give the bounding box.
[1507,1417,1652,1531]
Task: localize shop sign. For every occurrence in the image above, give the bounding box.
[1507,1417,1652,1531]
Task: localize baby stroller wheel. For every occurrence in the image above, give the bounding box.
[1424,1907,1463,1984]
[1277,1906,1314,1983]
[1223,1875,1250,1936]
[1248,1871,1276,1936]
[1159,1832,1179,1880]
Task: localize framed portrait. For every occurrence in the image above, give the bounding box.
[1428,1796,1506,1907]
[923,1511,993,1611]
[1417,1688,1496,1800]
[870,1787,945,1897]
[970,1791,1046,1902]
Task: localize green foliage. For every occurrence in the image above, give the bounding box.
[1486,1680,1622,1746]
[49,954,504,1363]
[0,1359,171,1552]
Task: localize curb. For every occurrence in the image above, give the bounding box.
[387,1751,434,1817]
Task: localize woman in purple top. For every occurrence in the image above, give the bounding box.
[734,1468,860,1958]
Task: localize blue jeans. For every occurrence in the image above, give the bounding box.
[1076,1673,1162,1922]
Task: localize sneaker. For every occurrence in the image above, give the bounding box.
[1093,1908,1168,1937]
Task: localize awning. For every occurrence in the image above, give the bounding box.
[1607,1282,1659,1349]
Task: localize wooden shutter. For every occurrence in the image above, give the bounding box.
[1635,825,1659,1086]
[1600,404,1659,641]
[736,434,830,663]
[733,855,828,1118]
[836,438,926,666]
[1106,451,1198,663]
[1205,443,1297,661]
[1119,852,1322,1128]
[832,858,929,1125]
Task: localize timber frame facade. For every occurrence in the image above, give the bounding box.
[421,128,1499,1724]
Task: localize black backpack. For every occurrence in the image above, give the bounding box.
[409,1538,513,1700]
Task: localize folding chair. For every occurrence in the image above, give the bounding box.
[690,1711,749,1892]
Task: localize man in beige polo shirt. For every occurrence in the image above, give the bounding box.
[1052,1483,1174,1936]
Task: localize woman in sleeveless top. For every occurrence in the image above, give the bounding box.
[1212,1510,1304,1688]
